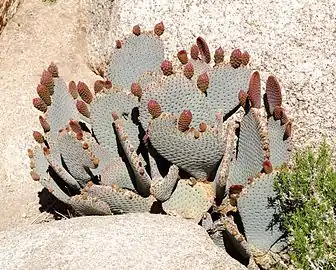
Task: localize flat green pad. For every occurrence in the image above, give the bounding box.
[162,179,215,222]
[238,173,285,252]
[107,33,164,89]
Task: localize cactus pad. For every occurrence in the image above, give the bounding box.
[148,113,224,179]
[107,32,164,89]
[238,172,285,252]
[162,179,215,222]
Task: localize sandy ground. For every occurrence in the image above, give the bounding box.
[0,0,335,231]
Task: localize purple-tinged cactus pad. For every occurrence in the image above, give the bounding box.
[265,75,282,116]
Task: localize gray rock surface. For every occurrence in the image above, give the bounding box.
[83,0,336,155]
[0,213,247,270]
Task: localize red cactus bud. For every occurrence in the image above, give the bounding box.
[68,81,78,99]
[160,60,173,76]
[284,121,292,140]
[177,50,188,64]
[247,176,253,184]
[77,81,93,104]
[40,70,54,94]
[47,62,59,77]
[116,40,122,49]
[248,71,261,108]
[266,75,282,114]
[197,72,209,93]
[214,47,224,64]
[69,120,82,134]
[273,106,283,120]
[132,24,141,36]
[190,44,199,60]
[131,82,142,98]
[147,100,161,118]
[82,142,89,149]
[263,160,273,174]
[39,116,50,132]
[111,112,119,121]
[94,80,105,94]
[178,110,192,132]
[30,171,40,181]
[238,90,248,108]
[36,84,51,106]
[33,98,48,112]
[43,146,50,155]
[76,131,83,141]
[229,184,244,194]
[154,21,164,36]
[196,36,211,63]
[241,51,250,66]
[183,62,194,79]
[33,131,44,143]
[76,100,90,118]
[230,48,242,68]
[281,111,289,125]
[104,80,112,89]
[199,122,207,132]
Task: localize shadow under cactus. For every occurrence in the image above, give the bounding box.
[37,188,74,220]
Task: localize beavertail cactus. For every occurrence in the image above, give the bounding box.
[29,23,292,269]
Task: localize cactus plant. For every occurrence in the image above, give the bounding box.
[28,23,292,269]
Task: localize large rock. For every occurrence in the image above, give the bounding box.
[0,213,247,270]
[0,0,20,34]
